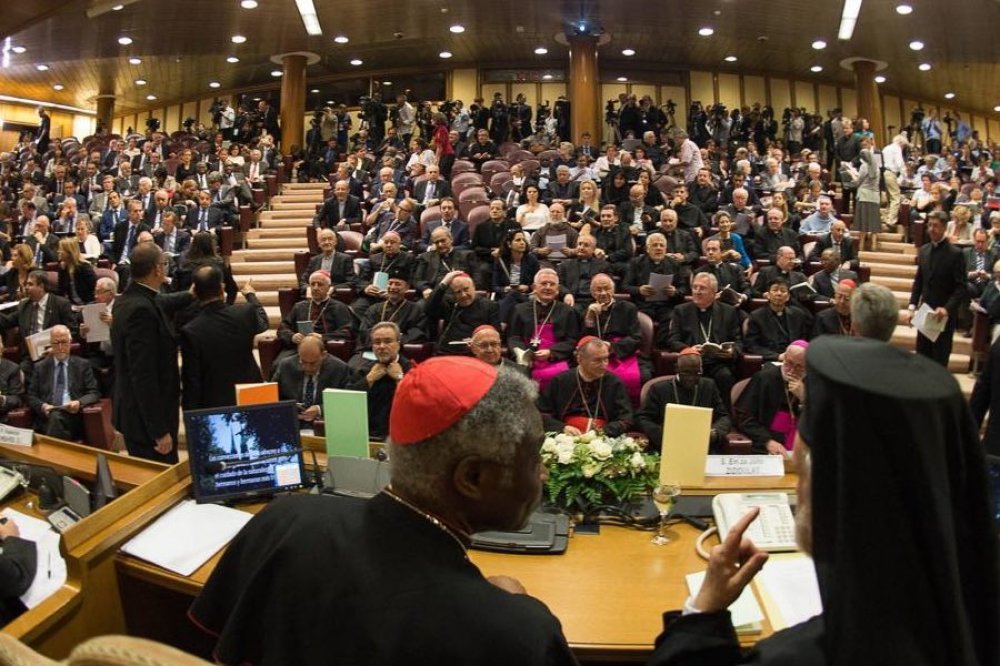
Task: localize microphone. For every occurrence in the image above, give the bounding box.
[202,447,306,476]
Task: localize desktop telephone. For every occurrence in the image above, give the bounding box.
[0,466,24,503]
[712,492,798,552]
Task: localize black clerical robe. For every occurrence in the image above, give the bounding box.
[426,289,500,356]
[582,299,641,362]
[637,377,730,452]
[357,299,426,351]
[623,255,687,331]
[812,307,851,337]
[507,300,580,363]
[696,262,752,301]
[744,306,812,361]
[190,493,576,666]
[347,356,412,440]
[538,368,633,436]
[734,364,801,453]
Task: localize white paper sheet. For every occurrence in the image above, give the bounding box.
[647,272,675,302]
[119,499,253,576]
[913,303,946,343]
[0,509,67,609]
[687,570,764,628]
[79,303,110,343]
[546,234,567,260]
[754,555,823,630]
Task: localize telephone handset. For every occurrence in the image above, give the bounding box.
[712,492,798,552]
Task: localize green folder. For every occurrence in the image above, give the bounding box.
[322,388,370,458]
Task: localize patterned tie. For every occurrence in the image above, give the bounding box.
[303,375,315,407]
[52,361,66,406]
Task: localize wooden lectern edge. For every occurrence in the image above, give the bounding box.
[4,587,82,642]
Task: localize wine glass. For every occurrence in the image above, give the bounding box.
[650,482,681,545]
[15,466,32,510]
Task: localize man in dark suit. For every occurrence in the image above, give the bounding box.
[971,336,1000,455]
[425,271,500,356]
[418,198,469,252]
[26,325,99,439]
[0,270,78,368]
[299,228,356,296]
[906,211,967,365]
[411,164,453,212]
[24,216,60,267]
[745,279,813,361]
[754,208,800,262]
[111,243,195,463]
[207,173,238,224]
[313,180,363,230]
[557,235,611,311]
[154,210,191,258]
[753,246,810,301]
[669,184,711,238]
[545,166,580,207]
[35,106,50,154]
[0,357,24,423]
[274,334,356,429]
[667,272,743,405]
[811,248,859,300]
[964,229,995,299]
[276,271,355,367]
[618,185,659,237]
[807,219,857,265]
[111,200,151,289]
[179,267,268,410]
[186,191,224,233]
[696,239,752,304]
[413,227,477,298]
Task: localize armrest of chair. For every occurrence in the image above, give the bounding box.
[325,339,354,363]
[218,226,234,257]
[238,204,253,233]
[82,398,114,451]
[277,287,299,318]
[402,343,434,364]
[652,351,679,377]
[257,336,282,381]
[332,287,355,305]
[721,433,753,455]
[265,174,278,198]
[4,408,31,429]
[736,354,764,379]
[312,419,325,437]
[252,188,266,207]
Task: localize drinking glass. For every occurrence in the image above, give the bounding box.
[650,482,681,545]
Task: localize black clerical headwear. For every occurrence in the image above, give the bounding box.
[799,336,998,666]
[384,263,411,284]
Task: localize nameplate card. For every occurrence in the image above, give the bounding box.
[0,424,34,447]
[705,455,784,477]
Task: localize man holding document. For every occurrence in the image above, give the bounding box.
[26,325,99,440]
[905,211,966,366]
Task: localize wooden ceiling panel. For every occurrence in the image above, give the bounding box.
[0,0,996,119]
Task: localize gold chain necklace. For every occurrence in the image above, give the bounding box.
[381,487,469,559]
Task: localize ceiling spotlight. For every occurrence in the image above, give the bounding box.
[896,4,913,14]
[231,35,247,44]
[226,56,240,63]
[995,105,1000,113]
[310,88,320,93]
[350,58,363,66]
[209,81,221,88]
[874,75,886,83]
[334,35,349,44]
[382,81,391,86]
[146,94,157,101]
[918,62,932,71]
[944,92,955,100]
[271,70,283,77]
[698,27,714,36]
[135,79,147,85]
[534,47,548,55]
[449,24,465,33]
[621,48,636,56]
[128,57,142,64]
[439,51,452,59]
[112,4,124,9]
[542,74,553,80]
[724,55,738,62]
[52,84,64,91]
[240,0,258,7]
[909,40,924,50]
[810,65,823,72]
[11,46,25,54]
[327,100,335,104]
[117,36,133,45]
[35,64,48,71]
[811,40,827,49]
[617,76,628,82]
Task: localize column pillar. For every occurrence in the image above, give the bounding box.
[566,34,600,145]
[852,59,884,146]
[95,94,115,134]
[279,53,307,151]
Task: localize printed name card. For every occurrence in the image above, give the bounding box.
[705,455,784,477]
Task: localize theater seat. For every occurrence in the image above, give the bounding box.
[82,398,115,451]
[5,408,31,430]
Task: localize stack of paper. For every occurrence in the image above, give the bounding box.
[0,508,66,609]
[120,500,253,576]
[754,554,823,630]
[686,570,764,635]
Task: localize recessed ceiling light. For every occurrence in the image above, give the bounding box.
[439,51,452,59]
[617,76,628,82]
[146,94,157,101]
[810,65,823,73]
[135,79,147,85]
[226,56,240,63]
[909,40,924,50]
[117,36,133,45]
[875,75,886,83]
[534,47,548,55]
[621,48,636,56]
[918,62,932,71]
[310,88,320,93]
[896,4,913,14]
[35,64,48,71]
[994,105,1000,112]
[209,81,221,89]
[811,40,827,49]
[698,27,714,36]
[449,24,465,33]
[542,74,553,80]
[350,58,362,66]
[52,84,64,91]
[112,3,124,9]
[334,35,349,44]
[944,92,955,100]
[327,100,335,104]
[382,81,392,85]
[240,0,258,7]
[11,46,25,54]
[231,35,247,44]
[724,55,738,62]
[270,70,283,77]
[128,57,142,64]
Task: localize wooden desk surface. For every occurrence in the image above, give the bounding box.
[0,437,167,489]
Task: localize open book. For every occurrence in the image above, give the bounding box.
[700,341,735,355]
[789,281,817,294]
[718,285,745,306]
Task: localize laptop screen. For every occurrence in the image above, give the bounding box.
[184,401,305,504]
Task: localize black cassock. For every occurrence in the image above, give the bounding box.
[744,306,813,362]
[190,493,577,666]
[537,368,633,436]
[636,377,730,452]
